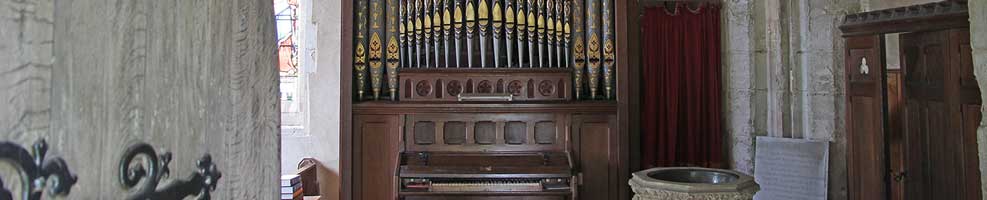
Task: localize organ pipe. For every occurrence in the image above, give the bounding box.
[354,0,617,100]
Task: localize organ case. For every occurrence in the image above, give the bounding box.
[348,0,624,199]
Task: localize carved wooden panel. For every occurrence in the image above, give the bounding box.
[399,69,571,101]
[405,113,566,152]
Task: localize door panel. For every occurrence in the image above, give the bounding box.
[2,0,281,199]
[572,114,616,200]
[900,29,982,200]
[355,115,402,200]
[844,35,887,200]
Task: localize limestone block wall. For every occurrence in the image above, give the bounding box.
[967,0,987,198]
[720,0,863,199]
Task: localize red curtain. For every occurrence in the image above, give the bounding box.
[640,3,723,169]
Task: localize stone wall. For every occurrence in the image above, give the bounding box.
[722,1,987,199]
[967,0,987,198]
[721,0,862,199]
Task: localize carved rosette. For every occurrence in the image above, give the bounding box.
[477,80,493,93]
[538,80,555,96]
[415,80,433,96]
[507,80,524,96]
[447,80,463,96]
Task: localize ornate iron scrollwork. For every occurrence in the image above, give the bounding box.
[119,143,221,200]
[0,139,77,200]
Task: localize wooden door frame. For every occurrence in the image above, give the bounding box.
[337,0,642,199]
[839,1,971,199]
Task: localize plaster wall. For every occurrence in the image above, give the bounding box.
[279,0,344,199]
[281,0,342,200]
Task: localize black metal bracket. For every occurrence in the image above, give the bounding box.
[0,139,77,200]
[119,143,221,200]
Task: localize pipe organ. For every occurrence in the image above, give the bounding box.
[350,0,622,199]
[353,0,617,101]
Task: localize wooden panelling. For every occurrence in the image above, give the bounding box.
[405,113,566,152]
[0,0,282,199]
[355,115,403,200]
[572,114,617,200]
[898,29,982,200]
[844,35,887,200]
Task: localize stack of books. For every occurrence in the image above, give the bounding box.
[281,174,303,200]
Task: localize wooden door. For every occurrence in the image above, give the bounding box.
[1,0,281,199]
[354,115,402,200]
[845,35,887,200]
[571,114,617,199]
[899,29,982,200]
[886,69,904,200]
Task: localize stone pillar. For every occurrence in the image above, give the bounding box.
[722,0,756,175]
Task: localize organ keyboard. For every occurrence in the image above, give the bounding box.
[397,122,575,199]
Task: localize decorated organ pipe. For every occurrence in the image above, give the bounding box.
[492,0,503,68]
[546,0,556,68]
[504,0,516,67]
[400,0,407,68]
[432,0,442,68]
[571,0,584,99]
[554,0,564,68]
[465,0,476,68]
[369,0,385,99]
[415,0,424,68]
[601,0,613,99]
[353,0,617,100]
[537,0,547,68]
[478,0,489,68]
[526,0,537,68]
[515,0,527,67]
[444,0,454,67]
[584,0,600,99]
[356,0,369,99]
[423,0,433,68]
[454,0,464,67]
[388,0,401,100]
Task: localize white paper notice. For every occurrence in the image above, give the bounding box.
[753,136,829,200]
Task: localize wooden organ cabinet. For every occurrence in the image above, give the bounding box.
[342,0,637,199]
